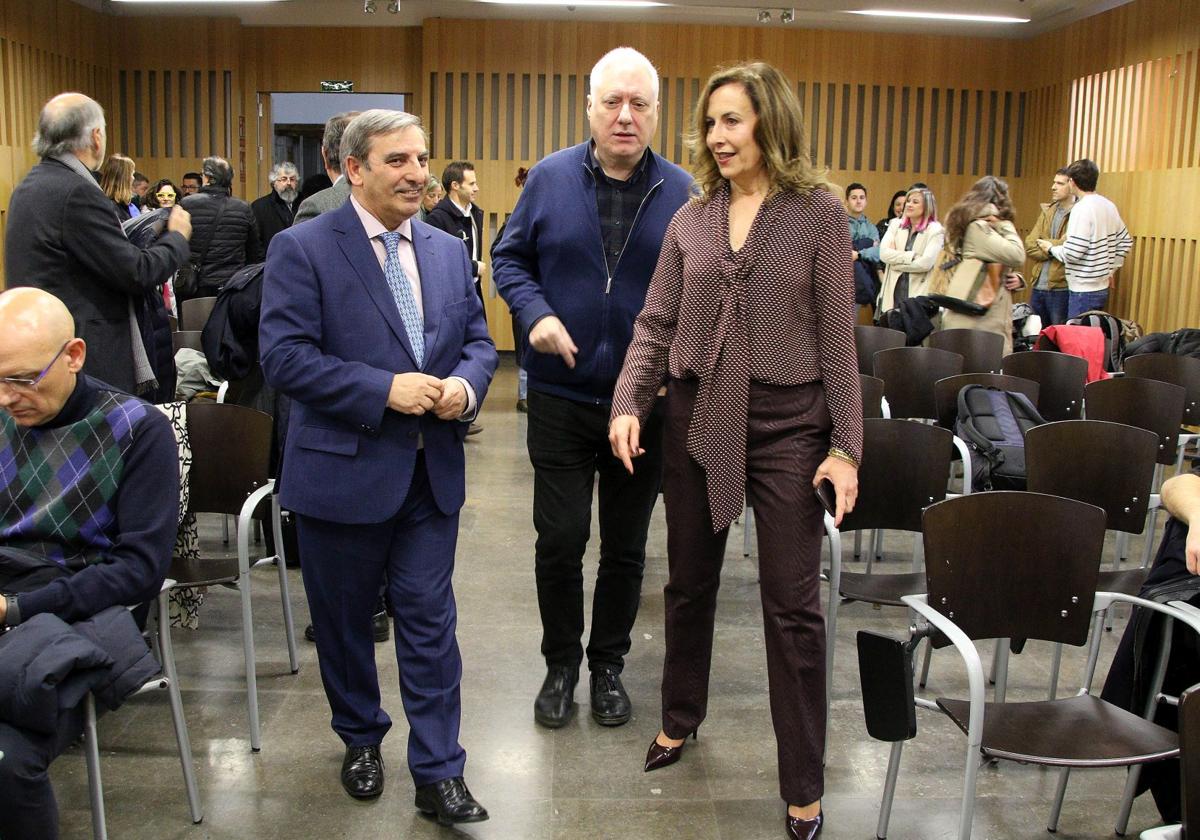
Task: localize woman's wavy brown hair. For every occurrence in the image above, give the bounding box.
[99,154,135,205]
[687,61,829,201]
[943,175,1016,248]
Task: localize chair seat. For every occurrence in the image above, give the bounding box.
[1098,567,1151,596]
[838,571,925,607]
[936,693,1179,767]
[169,554,241,588]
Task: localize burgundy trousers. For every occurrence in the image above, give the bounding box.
[660,377,830,806]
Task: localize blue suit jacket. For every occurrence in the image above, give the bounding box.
[259,200,498,524]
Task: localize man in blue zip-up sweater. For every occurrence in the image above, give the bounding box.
[493,47,691,731]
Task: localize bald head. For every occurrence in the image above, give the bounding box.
[34,92,105,166]
[0,288,75,355]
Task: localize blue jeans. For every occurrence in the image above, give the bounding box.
[1068,289,1109,319]
[1030,289,1070,326]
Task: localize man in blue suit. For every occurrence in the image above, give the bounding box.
[259,110,497,825]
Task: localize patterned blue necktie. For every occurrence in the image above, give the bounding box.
[380,230,424,368]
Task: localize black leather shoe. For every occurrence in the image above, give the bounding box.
[590,667,632,726]
[415,776,489,825]
[534,664,579,728]
[786,810,823,840]
[305,612,390,645]
[340,745,384,799]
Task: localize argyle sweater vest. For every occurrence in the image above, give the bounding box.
[0,388,148,571]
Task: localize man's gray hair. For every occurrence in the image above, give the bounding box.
[589,47,660,103]
[322,111,360,174]
[269,161,299,181]
[340,110,425,168]
[202,155,234,189]
[33,93,105,158]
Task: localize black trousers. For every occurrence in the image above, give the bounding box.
[0,704,86,840]
[527,389,663,673]
[659,378,830,806]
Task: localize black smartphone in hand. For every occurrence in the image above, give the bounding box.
[814,478,837,517]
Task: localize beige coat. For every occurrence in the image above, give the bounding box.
[939,211,1026,355]
[1023,200,1072,291]
[878,217,946,312]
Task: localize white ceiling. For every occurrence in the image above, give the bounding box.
[92,0,1131,38]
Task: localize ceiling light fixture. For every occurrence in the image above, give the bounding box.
[780,7,795,23]
[476,0,667,7]
[849,9,1030,23]
[387,0,400,10]
[757,9,771,23]
[363,0,376,11]
[111,0,287,2]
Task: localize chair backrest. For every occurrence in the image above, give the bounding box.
[172,330,205,354]
[1083,377,1186,465]
[932,373,1040,431]
[179,296,218,332]
[855,325,906,376]
[873,346,964,420]
[1001,350,1087,421]
[1182,682,1200,835]
[922,491,1106,646]
[184,402,272,516]
[860,373,885,419]
[1124,352,1200,427]
[840,418,954,533]
[1025,420,1159,533]
[928,328,1005,374]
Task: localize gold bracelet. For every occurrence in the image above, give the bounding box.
[827,447,859,468]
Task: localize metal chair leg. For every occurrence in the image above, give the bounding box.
[1048,767,1071,832]
[743,505,753,557]
[272,494,300,675]
[993,640,1010,703]
[1115,764,1142,836]
[237,511,263,752]
[221,514,230,545]
[876,740,904,840]
[84,694,108,840]
[157,591,203,824]
[854,529,864,560]
[918,638,933,688]
[1047,642,1063,700]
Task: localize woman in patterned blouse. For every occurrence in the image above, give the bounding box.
[609,61,862,840]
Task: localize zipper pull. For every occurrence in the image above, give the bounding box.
[605,276,613,294]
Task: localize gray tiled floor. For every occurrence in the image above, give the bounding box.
[53,358,1172,839]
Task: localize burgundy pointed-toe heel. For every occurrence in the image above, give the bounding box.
[785,810,823,840]
[643,730,697,773]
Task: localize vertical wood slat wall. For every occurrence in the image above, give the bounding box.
[2,0,1198,337]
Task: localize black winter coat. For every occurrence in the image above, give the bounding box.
[424,197,484,277]
[179,185,263,298]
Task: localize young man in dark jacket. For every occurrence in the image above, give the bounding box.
[493,47,692,731]
[0,288,180,840]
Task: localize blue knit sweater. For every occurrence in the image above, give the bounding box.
[493,142,693,403]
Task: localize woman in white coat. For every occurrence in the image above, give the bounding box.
[877,186,944,315]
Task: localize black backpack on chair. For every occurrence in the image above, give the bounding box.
[955,385,1048,492]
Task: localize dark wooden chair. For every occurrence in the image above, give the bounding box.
[1139,681,1200,839]
[1085,376,1187,568]
[178,295,217,332]
[168,402,299,752]
[860,373,886,419]
[932,373,1040,432]
[863,491,1200,840]
[855,324,905,376]
[873,346,963,421]
[172,330,205,354]
[1026,419,1160,697]
[1002,350,1087,421]
[929,328,1005,374]
[825,419,955,729]
[1124,352,1200,472]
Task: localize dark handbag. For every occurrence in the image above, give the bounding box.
[177,196,231,297]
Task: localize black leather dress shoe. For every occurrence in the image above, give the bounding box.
[340,745,384,799]
[589,667,632,726]
[305,612,390,644]
[534,664,579,728]
[415,776,489,825]
[785,810,823,840]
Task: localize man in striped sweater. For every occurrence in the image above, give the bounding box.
[1037,158,1133,319]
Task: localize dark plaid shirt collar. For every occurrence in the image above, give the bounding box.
[585,142,652,277]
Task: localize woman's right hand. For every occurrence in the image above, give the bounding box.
[609,414,644,474]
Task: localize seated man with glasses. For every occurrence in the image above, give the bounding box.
[0,287,180,840]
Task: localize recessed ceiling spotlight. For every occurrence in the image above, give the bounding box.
[387,0,400,10]
[780,7,795,23]
[757,9,771,23]
[363,0,377,11]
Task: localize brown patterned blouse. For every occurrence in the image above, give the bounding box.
[611,182,863,532]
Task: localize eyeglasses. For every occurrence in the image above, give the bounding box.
[0,341,70,393]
